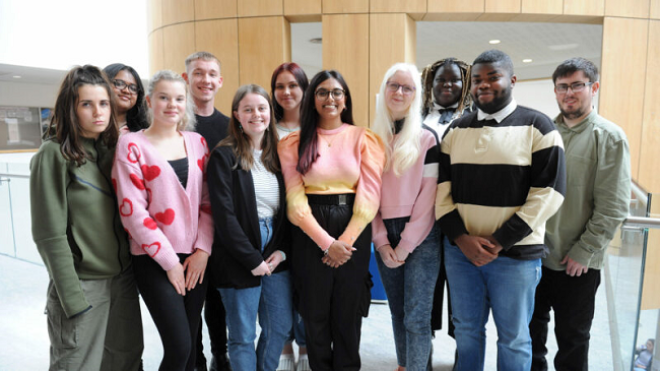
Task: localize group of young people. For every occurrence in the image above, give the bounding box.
[30,48,630,371]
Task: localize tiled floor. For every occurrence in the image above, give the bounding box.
[0,253,616,371]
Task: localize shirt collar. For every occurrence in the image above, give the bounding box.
[432,102,459,112]
[554,108,597,133]
[477,99,517,123]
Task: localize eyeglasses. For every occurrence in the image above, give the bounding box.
[315,88,345,100]
[386,82,416,96]
[112,79,139,94]
[555,81,593,94]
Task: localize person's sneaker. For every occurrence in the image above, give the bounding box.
[277,354,296,371]
[297,354,311,371]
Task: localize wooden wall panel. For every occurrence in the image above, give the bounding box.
[564,0,605,16]
[195,19,240,115]
[148,0,162,32]
[162,23,196,73]
[284,0,322,16]
[521,0,562,14]
[148,30,164,76]
[605,0,650,18]
[427,0,484,13]
[640,22,660,310]
[322,14,369,127]
[238,0,283,17]
[485,0,521,13]
[369,14,416,125]
[599,17,649,180]
[652,0,660,19]
[238,17,290,90]
[195,0,238,20]
[370,0,426,13]
[162,0,195,25]
[323,0,369,14]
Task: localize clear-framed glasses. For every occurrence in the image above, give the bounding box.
[386,82,416,96]
[555,81,593,94]
[315,88,345,100]
[112,79,139,94]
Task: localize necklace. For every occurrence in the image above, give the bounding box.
[319,133,339,148]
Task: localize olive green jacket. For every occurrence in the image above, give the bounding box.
[544,110,630,271]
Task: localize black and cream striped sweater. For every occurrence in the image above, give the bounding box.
[435,105,566,260]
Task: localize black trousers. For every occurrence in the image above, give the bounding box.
[291,199,372,371]
[134,254,208,371]
[196,284,228,366]
[530,266,601,371]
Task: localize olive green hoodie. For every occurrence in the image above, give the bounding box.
[30,137,131,318]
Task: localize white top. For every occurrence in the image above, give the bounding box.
[423,102,459,137]
[251,149,280,219]
[477,99,518,123]
[276,124,300,139]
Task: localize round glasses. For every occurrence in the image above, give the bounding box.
[112,79,139,94]
[315,88,345,100]
[386,82,415,96]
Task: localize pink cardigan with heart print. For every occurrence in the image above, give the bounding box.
[112,130,214,271]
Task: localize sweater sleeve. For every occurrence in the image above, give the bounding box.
[398,135,439,253]
[371,211,390,250]
[112,137,180,271]
[567,131,630,265]
[207,147,265,270]
[278,133,335,250]
[192,134,213,255]
[30,143,91,318]
[492,118,566,249]
[338,129,385,246]
[435,127,469,240]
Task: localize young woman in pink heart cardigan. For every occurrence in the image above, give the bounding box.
[112,70,213,371]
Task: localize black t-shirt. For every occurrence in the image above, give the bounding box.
[195,108,230,150]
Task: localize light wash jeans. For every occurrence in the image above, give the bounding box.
[219,217,293,371]
[444,243,542,371]
[375,217,440,371]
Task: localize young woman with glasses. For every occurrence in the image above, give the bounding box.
[269,62,311,371]
[206,84,293,371]
[112,70,213,371]
[30,65,144,370]
[278,70,385,370]
[103,63,149,133]
[371,63,441,371]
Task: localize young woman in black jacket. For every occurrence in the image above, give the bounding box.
[206,84,292,371]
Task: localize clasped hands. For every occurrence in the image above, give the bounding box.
[167,248,210,296]
[455,234,502,267]
[378,244,409,269]
[321,240,356,268]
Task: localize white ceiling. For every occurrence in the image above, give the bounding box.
[291,21,603,81]
[0,64,66,85]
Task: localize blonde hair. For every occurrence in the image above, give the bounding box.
[372,63,423,177]
[147,70,196,131]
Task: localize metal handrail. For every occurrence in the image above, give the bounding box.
[621,216,660,230]
[0,173,29,179]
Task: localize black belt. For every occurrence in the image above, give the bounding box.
[307,193,355,206]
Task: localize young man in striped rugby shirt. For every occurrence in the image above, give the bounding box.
[436,49,566,371]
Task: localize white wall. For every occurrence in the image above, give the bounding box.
[0,80,58,108]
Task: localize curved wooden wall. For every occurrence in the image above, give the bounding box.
[149,0,660,305]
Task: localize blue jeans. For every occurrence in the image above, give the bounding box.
[375,218,440,371]
[444,243,542,371]
[219,217,293,371]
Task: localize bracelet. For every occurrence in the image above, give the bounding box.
[279,250,286,261]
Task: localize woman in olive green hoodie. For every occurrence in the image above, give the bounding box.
[30,65,143,371]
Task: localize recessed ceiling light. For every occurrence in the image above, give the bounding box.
[13,75,21,78]
[489,39,501,45]
[309,37,322,44]
[522,59,533,63]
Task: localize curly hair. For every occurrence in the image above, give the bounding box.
[421,58,472,117]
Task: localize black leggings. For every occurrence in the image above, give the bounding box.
[133,254,208,371]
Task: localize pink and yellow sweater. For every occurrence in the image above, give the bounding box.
[278,123,385,250]
[372,128,439,253]
[112,130,214,271]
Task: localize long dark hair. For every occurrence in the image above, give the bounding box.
[50,65,118,166]
[219,84,280,173]
[103,63,149,132]
[297,70,353,174]
[270,62,309,122]
[421,58,472,117]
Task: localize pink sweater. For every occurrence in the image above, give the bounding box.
[372,129,439,253]
[112,130,214,271]
[278,124,385,250]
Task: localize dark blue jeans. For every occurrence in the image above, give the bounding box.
[375,218,441,371]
